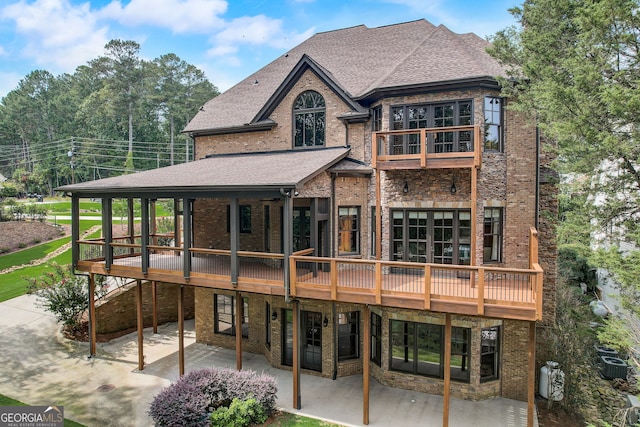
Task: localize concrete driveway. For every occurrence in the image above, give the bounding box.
[0,294,537,426]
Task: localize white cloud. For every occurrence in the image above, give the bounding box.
[1,0,109,72]
[0,45,5,56]
[100,0,227,34]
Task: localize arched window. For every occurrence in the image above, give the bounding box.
[293,91,325,147]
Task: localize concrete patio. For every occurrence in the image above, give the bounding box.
[0,294,537,426]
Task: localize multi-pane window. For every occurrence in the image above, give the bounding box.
[391,100,473,155]
[214,294,248,337]
[484,96,503,151]
[371,312,382,366]
[294,91,325,147]
[338,206,360,254]
[226,205,252,233]
[392,209,471,265]
[483,208,503,263]
[480,326,500,382]
[389,320,470,382]
[337,311,359,360]
[372,105,382,131]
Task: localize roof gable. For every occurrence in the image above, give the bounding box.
[252,54,366,124]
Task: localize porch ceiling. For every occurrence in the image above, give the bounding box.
[56,147,350,197]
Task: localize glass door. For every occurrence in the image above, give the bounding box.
[302,311,322,371]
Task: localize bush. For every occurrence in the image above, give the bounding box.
[148,368,277,427]
[209,397,267,427]
[26,263,109,332]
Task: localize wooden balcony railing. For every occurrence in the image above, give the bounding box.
[372,125,482,170]
[76,231,543,321]
[289,255,542,321]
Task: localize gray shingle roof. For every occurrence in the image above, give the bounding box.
[184,19,507,134]
[57,147,350,196]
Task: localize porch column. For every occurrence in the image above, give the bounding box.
[150,199,157,246]
[283,193,293,299]
[127,198,135,254]
[292,300,301,409]
[443,313,451,427]
[363,305,370,425]
[141,198,149,275]
[235,291,242,370]
[136,279,144,371]
[102,197,113,271]
[230,197,239,286]
[375,170,382,260]
[471,167,477,266]
[71,196,79,268]
[182,198,192,280]
[152,281,158,334]
[178,284,185,376]
[173,199,181,248]
[528,322,536,427]
[88,273,96,356]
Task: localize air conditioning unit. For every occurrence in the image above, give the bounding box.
[600,356,628,380]
[626,394,640,425]
[595,345,618,358]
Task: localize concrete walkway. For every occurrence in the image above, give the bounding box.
[0,295,537,426]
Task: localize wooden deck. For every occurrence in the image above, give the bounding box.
[76,242,542,321]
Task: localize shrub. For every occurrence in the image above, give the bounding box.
[209,397,267,427]
[26,263,109,332]
[148,368,277,427]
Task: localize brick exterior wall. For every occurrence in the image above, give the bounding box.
[184,79,554,403]
[95,281,194,334]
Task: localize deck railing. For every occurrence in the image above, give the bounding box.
[372,125,481,169]
[290,255,542,320]
[75,228,543,320]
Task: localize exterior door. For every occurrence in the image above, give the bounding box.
[392,209,471,266]
[281,309,322,372]
[292,207,311,252]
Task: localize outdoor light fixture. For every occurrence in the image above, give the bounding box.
[323,316,329,328]
[450,175,457,195]
[271,311,277,321]
[403,181,409,193]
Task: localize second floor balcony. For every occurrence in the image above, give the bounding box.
[372,125,482,170]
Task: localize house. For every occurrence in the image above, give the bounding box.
[57,19,557,426]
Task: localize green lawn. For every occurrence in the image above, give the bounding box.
[0,394,86,427]
[0,220,102,303]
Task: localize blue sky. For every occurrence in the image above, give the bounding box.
[0,0,521,99]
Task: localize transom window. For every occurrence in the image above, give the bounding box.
[294,91,325,148]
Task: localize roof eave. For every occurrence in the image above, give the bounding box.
[356,76,502,104]
[185,120,276,137]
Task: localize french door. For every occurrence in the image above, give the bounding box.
[282,309,322,372]
[391,209,471,265]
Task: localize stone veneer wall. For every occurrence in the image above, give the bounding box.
[501,320,530,401]
[95,281,194,334]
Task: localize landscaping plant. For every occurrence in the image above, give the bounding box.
[148,367,277,427]
[26,262,108,334]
